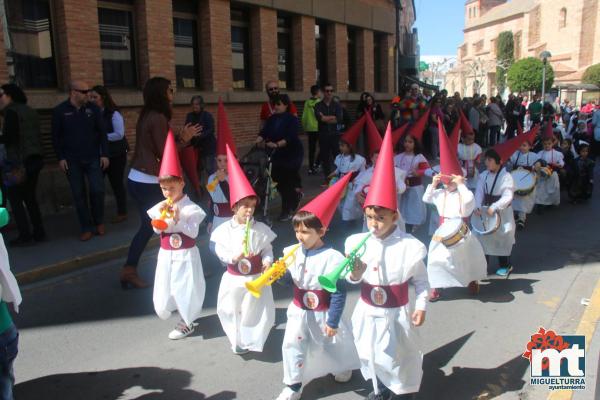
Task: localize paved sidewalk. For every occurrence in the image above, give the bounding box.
[6,166,326,285]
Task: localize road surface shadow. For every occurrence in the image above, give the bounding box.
[14,367,236,400]
[436,277,538,303]
[419,332,528,399]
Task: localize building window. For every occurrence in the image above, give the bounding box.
[347,28,357,91]
[469,7,472,18]
[173,0,200,88]
[559,8,567,29]
[98,3,137,87]
[231,7,251,90]
[315,21,328,86]
[277,14,292,90]
[373,33,383,92]
[514,31,522,59]
[2,0,58,88]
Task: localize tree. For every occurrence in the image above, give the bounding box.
[582,63,600,87]
[507,57,554,93]
[495,31,514,95]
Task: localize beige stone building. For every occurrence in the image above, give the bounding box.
[446,0,600,103]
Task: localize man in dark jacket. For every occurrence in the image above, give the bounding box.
[314,83,342,184]
[186,95,216,176]
[51,81,109,241]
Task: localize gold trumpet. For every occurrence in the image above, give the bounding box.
[245,243,301,298]
[151,198,174,231]
[206,176,219,192]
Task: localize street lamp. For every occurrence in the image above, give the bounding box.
[540,51,552,103]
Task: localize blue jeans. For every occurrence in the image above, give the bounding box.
[125,179,163,267]
[0,324,18,400]
[65,159,105,233]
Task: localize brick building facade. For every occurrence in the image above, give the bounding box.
[1,0,417,212]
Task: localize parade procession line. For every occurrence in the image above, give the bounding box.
[547,277,600,400]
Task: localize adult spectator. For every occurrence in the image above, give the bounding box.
[333,96,352,133]
[355,92,370,119]
[527,94,543,126]
[399,84,427,123]
[561,99,573,126]
[89,85,128,224]
[504,94,519,139]
[259,80,297,130]
[592,107,600,158]
[472,97,489,146]
[365,94,385,132]
[443,99,459,133]
[301,85,321,175]
[422,88,433,102]
[0,84,45,246]
[314,83,342,185]
[186,95,216,177]
[51,81,109,242]
[390,96,402,130]
[428,96,444,159]
[257,94,304,221]
[486,96,504,146]
[121,77,200,289]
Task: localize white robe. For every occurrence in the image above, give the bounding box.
[508,151,539,214]
[210,217,277,351]
[422,184,487,288]
[394,153,428,225]
[474,169,515,256]
[148,195,206,326]
[281,245,360,385]
[206,172,230,230]
[345,227,429,395]
[333,153,366,221]
[535,149,564,206]
[0,233,22,313]
[457,143,482,190]
[353,166,407,232]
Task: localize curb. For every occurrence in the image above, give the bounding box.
[547,278,600,400]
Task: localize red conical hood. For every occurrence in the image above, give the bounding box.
[407,107,431,143]
[391,123,410,148]
[299,172,352,229]
[542,121,554,140]
[523,124,540,145]
[492,125,539,164]
[449,119,461,150]
[217,98,236,155]
[226,144,257,207]
[340,114,366,148]
[459,109,474,136]
[364,127,397,211]
[159,130,183,179]
[365,114,384,155]
[438,118,463,184]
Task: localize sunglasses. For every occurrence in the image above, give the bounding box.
[267,87,279,92]
[324,89,333,93]
[73,89,90,94]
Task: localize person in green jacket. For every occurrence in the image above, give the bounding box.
[301,85,321,175]
[0,189,21,400]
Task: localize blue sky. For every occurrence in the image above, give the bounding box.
[413,0,465,56]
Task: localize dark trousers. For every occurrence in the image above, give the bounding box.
[488,125,501,146]
[6,155,45,240]
[0,324,18,400]
[272,166,302,215]
[505,120,517,139]
[319,134,339,179]
[306,132,319,168]
[65,159,105,233]
[105,153,127,216]
[125,179,163,267]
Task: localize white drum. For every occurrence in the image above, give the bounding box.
[470,208,501,235]
[511,168,536,196]
[432,218,469,248]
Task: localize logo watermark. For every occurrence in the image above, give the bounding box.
[522,327,586,391]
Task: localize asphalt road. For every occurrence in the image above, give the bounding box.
[11,184,600,400]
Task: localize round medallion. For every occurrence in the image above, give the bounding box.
[169,233,182,249]
[302,291,319,310]
[238,258,252,275]
[370,286,387,306]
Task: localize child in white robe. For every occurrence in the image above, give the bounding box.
[507,141,539,229]
[457,132,482,191]
[535,136,565,208]
[474,149,515,278]
[423,174,486,300]
[394,133,430,233]
[329,139,366,226]
[206,153,231,234]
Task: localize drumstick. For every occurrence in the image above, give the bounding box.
[479,213,488,231]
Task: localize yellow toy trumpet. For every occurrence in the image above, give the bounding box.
[245,243,301,298]
[151,198,174,231]
[206,176,219,192]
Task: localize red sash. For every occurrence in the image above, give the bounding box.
[360,281,409,308]
[227,254,263,276]
[293,286,331,311]
[160,232,196,250]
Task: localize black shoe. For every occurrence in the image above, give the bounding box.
[9,236,33,247]
[366,388,392,400]
[516,220,524,230]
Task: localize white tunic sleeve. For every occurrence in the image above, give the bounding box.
[553,150,565,167]
[422,184,436,204]
[456,183,475,216]
[395,168,407,194]
[171,204,206,239]
[411,260,429,311]
[489,172,514,212]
